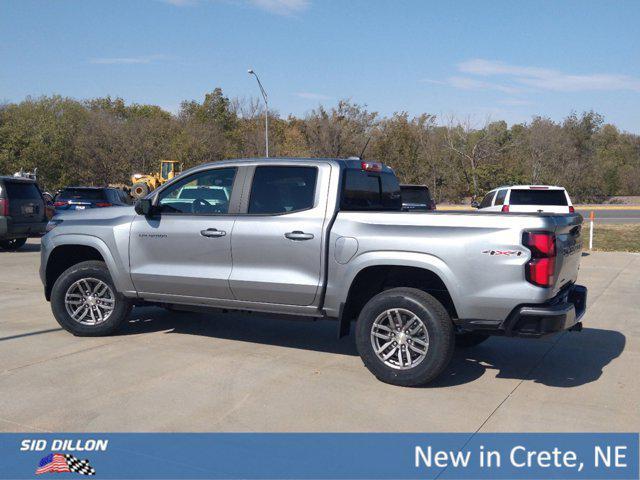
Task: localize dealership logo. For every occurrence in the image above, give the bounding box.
[36,453,96,476]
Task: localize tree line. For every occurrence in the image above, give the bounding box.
[1,88,639,202]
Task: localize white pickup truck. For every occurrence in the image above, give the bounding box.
[41,158,587,386]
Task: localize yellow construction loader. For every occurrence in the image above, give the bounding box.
[130,160,182,198]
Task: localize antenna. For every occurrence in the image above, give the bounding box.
[359,136,372,160]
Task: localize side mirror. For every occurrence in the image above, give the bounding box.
[471,200,480,209]
[134,198,154,216]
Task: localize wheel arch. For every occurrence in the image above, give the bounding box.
[335,254,461,338]
[44,235,132,300]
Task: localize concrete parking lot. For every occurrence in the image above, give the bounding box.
[1,239,638,432]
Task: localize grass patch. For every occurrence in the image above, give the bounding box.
[591,224,640,253]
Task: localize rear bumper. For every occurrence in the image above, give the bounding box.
[455,284,587,339]
[0,217,47,239]
[504,284,587,338]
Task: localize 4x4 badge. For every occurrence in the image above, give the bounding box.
[482,250,523,256]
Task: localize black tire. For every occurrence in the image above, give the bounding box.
[455,332,491,348]
[131,182,149,198]
[355,287,455,387]
[0,237,27,250]
[51,260,131,336]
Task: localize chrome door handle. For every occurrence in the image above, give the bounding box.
[285,231,314,241]
[200,228,226,238]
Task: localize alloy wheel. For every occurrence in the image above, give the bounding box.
[370,308,430,370]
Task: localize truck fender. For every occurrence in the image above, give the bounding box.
[331,251,463,337]
[43,233,136,296]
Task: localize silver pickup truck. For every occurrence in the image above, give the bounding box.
[40,158,587,386]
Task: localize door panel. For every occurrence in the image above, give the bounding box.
[129,166,239,300]
[229,164,331,306]
[129,215,236,299]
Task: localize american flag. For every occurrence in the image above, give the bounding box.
[36,453,96,476]
[35,454,70,475]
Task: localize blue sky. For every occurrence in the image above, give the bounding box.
[1,0,639,132]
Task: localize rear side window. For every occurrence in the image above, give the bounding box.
[341,170,401,211]
[4,182,41,199]
[509,189,568,206]
[59,188,107,201]
[479,191,496,208]
[494,189,508,206]
[248,166,317,215]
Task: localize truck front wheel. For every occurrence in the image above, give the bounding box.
[355,287,454,387]
[51,260,132,336]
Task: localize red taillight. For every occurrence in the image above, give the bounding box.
[528,257,556,287]
[0,198,8,216]
[569,206,575,213]
[525,232,556,257]
[54,201,67,207]
[95,202,112,208]
[501,205,509,212]
[361,161,382,172]
[523,231,556,287]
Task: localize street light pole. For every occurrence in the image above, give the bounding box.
[247,69,269,158]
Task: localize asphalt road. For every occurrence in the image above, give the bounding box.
[575,208,640,224]
[1,240,638,432]
[438,206,640,224]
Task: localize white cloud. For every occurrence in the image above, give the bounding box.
[249,0,309,15]
[294,92,331,100]
[448,76,522,94]
[419,78,447,86]
[499,98,534,106]
[457,59,640,92]
[89,55,167,65]
[158,0,197,5]
[158,0,310,15]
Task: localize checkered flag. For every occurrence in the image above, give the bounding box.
[64,454,96,476]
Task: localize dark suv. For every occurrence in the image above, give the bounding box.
[400,184,436,211]
[0,176,47,250]
[54,187,131,212]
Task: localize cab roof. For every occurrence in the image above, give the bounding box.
[196,157,395,174]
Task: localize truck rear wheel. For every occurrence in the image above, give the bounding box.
[51,260,131,336]
[355,287,454,387]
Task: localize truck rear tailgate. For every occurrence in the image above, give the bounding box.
[552,214,584,295]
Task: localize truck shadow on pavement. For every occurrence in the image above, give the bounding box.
[431,328,626,389]
[121,307,625,389]
[2,242,41,253]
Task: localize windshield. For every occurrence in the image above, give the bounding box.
[509,189,568,206]
[401,187,431,204]
[58,188,106,201]
[161,162,174,180]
